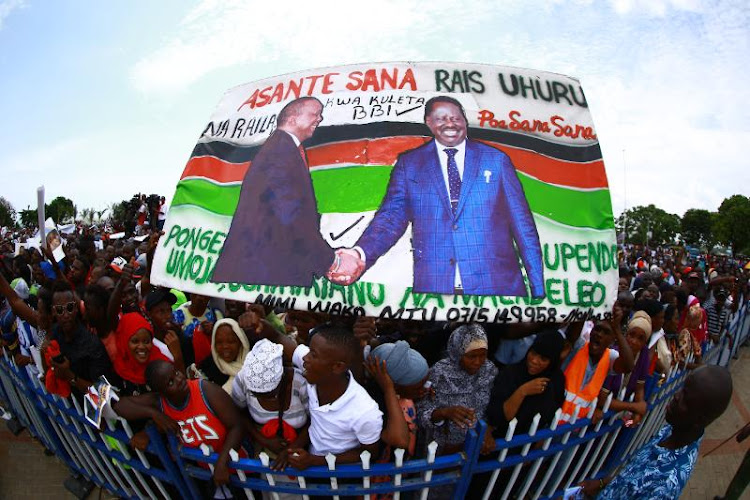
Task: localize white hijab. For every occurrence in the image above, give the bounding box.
[211,318,251,393]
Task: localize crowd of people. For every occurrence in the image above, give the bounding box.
[0,224,748,498]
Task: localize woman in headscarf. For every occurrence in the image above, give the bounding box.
[192,318,250,394]
[678,295,708,345]
[417,324,498,455]
[486,329,565,439]
[113,312,170,396]
[666,303,702,369]
[231,339,309,496]
[601,311,652,427]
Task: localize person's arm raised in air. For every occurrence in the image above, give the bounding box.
[0,268,41,328]
[366,356,410,450]
[611,305,635,374]
[238,311,298,362]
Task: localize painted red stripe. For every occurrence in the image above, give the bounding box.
[181,137,608,189]
[180,156,249,182]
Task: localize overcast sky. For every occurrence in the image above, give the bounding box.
[1,0,747,219]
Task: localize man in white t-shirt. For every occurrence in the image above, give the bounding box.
[239,314,383,468]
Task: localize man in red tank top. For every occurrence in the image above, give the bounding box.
[113,360,245,486]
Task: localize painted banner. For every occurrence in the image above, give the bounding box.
[152,62,617,323]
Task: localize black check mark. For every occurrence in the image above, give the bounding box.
[330,216,365,241]
[396,105,421,116]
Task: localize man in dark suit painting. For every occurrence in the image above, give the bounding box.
[212,97,334,287]
[328,95,545,297]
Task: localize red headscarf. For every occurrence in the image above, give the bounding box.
[677,295,708,344]
[114,313,168,385]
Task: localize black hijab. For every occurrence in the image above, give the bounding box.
[486,329,566,436]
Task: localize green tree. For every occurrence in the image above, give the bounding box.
[19,206,37,228]
[713,195,750,255]
[0,197,17,228]
[80,207,95,225]
[108,201,129,227]
[46,196,77,224]
[616,204,680,246]
[681,209,716,248]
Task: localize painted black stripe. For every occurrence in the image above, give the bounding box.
[191,121,603,164]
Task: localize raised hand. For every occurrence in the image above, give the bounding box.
[326,248,365,285]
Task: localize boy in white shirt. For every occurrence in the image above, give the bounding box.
[240,314,382,468]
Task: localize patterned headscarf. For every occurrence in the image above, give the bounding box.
[240,338,284,393]
[418,324,498,446]
[446,324,489,363]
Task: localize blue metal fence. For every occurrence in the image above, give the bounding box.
[1,299,747,499]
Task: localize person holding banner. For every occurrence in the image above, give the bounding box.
[329,95,545,297]
[212,97,334,288]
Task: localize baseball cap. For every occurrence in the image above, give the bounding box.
[145,288,177,311]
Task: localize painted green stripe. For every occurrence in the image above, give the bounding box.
[311,165,394,213]
[172,179,241,216]
[517,172,614,230]
[172,166,614,229]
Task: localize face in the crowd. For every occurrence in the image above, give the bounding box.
[618,277,630,292]
[83,291,105,324]
[121,244,135,263]
[665,372,700,427]
[52,290,78,333]
[640,275,653,288]
[625,326,649,354]
[651,309,665,332]
[302,334,342,385]
[664,312,679,334]
[214,325,242,363]
[293,100,323,142]
[526,349,551,376]
[88,266,105,284]
[148,301,173,333]
[618,298,634,320]
[460,347,487,376]
[647,284,660,298]
[395,375,430,401]
[69,258,87,285]
[129,328,153,364]
[190,294,210,312]
[426,102,468,147]
[155,363,188,401]
[285,310,323,340]
[224,299,247,320]
[588,323,615,360]
[121,283,139,313]
[686,277,701,292]
[251,380,283,402]
[105,245,116,262]
[32,264,47,285]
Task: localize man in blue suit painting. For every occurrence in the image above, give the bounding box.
[328,95,545,297]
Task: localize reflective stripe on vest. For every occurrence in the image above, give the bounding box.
[558,343,611,423]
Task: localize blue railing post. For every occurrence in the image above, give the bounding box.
[165,431,203,500]
[146,424,194,500]
[452,419,486,499]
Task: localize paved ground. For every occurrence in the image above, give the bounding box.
[683,346,750,500]
[2,348,749,499]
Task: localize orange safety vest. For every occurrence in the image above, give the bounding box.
[559,343,611,424]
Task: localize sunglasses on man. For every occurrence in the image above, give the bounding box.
[53,301,77,316]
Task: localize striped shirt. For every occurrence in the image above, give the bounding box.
[703,296,730,336]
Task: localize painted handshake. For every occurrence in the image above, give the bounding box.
[326,248,366,285]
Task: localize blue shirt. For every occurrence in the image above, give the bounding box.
[599,424,701,499]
